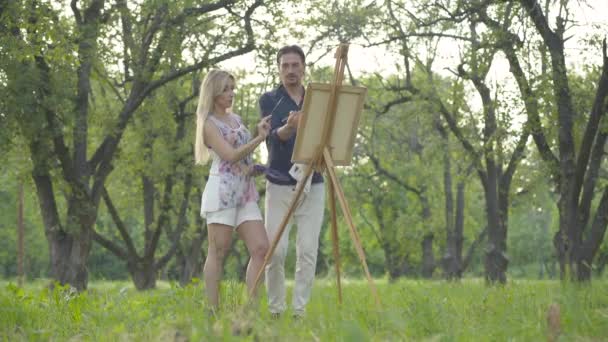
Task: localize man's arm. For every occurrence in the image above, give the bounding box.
[259,94,299,143]
[275,111,300,141]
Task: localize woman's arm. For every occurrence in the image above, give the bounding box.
[204,117,270,163]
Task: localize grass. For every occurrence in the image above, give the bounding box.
[1,277,607,341]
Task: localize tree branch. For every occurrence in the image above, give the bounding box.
[74,0,104,179]
[140,3,168,67]
[70,0,82,25]
[101,186,139,258]
[502,120,530,188]
[519,0,559,47]
[581,187,608,261]
[92,230,130,260]
[117,0,135,83]
[145,176,173,260]
[143,2,259,96]
[156,172,193,270]
[521,0,576,182]
[462,227,487,271]
[435,94,486,184]
[171,0,237,25]
[574,39,608,203]
[578,130,608,230]
[500,38,560,180]
[367,153,422,195]
[359,206,383,246]
[34,55,77,184]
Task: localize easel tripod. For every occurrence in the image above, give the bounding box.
[251,44,380,307]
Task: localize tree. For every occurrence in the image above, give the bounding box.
[436,117,486,280]
[90,79,199,289]
[297,0,492,280]
[2,0,268,290]
[478,0,608,280]
[362,0,532,283]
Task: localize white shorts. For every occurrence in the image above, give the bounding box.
[205,201,263,228]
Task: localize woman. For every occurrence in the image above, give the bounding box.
[194,69,271,311]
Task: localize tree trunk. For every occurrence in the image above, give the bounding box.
[34,171,96,291]
[128,259,157,290]
[47,231,92,290]
[143,175,155,254]
[179,227,206,286]
[596,250,608,277]
[369,196,410,280]
[484,176,507,284]
[443,181,466,279]
[454,182,465,273]
[418,191,435,278]
[539,217,551,279]
[177,187,207,286]
[577,187,608,280]
[439,130,467,279]
[515,1,608,282]
[421,233,435,278]
[554,198,575,279]
[385,246,409,279]
[441,138,456,278]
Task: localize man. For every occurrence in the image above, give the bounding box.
[259,45,325,318]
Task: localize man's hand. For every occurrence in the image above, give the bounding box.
[285,110,301,130]
[276,110,301,141]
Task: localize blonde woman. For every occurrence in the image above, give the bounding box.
[195,69,271,311]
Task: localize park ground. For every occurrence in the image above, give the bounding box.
[1,278,607,341]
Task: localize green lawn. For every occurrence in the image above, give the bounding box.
[1,278,607,341]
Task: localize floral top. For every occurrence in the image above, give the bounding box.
[200,113,259,216]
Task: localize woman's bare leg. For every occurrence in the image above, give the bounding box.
[237,220,269,299]
[203,223,233,310]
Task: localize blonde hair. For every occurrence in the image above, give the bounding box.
[194,69,235,165]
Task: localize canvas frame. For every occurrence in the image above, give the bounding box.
[292,82,366,166]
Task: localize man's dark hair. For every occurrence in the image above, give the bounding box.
[276,45,305,66]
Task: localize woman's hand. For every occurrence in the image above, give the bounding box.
[249,164,266,177]
[257,115,272,138]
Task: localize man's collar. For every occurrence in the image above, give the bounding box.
[277,83,305,104]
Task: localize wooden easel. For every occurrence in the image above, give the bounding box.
[251,44,380,307]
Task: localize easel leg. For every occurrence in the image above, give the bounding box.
[328,180,342,304]
[250,164,315,298]
[323,149,381,307]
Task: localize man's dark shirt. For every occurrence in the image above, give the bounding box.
[259,84,323,186]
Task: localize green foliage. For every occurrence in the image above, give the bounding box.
[297,0,381,44]
[0,141,49,279]
[0,184,49,279]
[508,178,558,279]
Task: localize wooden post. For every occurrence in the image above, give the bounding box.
[324,148,380,306]
[17,181,25,286]
[328,179,342,304]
